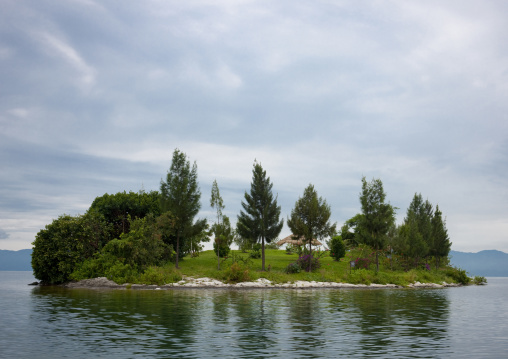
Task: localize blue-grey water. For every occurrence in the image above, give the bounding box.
[1,272,507,358]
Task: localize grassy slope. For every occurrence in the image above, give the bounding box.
[174,249,463,287]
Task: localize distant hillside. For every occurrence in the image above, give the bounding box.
[0,249,32,271]
[449,250,508,277]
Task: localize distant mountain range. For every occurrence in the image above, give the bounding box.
[449,250,508,277]
[1,248,508,276]
[0,249,33,271]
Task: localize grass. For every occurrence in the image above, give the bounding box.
[163,248,466,287]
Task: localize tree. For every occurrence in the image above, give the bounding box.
[430,205,452,269]
[402,193,433,267]
[210,179,225,269]
[105,214,175,270]
[340,213,363,247]
[357,177,396,271]
[287,184,336,271]
[88,190,161,242]
[212,215,235,259]
[32,213,109,284]
[160,149,206,269]
[237,161,283,271]
[329,235,346,261]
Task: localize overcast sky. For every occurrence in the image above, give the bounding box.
[1,0,507,253]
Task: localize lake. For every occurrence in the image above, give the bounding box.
[1,272,507,358]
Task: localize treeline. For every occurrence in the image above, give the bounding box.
[32,148,451,284]
[339,183,451,271]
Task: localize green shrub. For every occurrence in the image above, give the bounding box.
[473,276,487,285]
[136,265,182,285]
[105,262,137,284]
[225,262,251,283]
[329,235,346,261]
[348,269,372,285]
[445,267,471,285]
[285,262,301,274]
[265,241,279,250]
[249,243,262,259]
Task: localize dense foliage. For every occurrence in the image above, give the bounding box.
[32,213,109,284]
[89,191,161,241]
[329,235,346,261]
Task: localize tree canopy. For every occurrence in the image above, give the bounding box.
[237,162,283,271]
[160,148,207,269]
[287,184,336,262]
[357,177,396,271]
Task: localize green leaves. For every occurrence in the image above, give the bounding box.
[160,149,205,268]
[357,177,396,271]
[237,162,283,271]
[287,184,337,255]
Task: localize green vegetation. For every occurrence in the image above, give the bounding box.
[357,177,396,271]
[287,184,336,271]
[92,248,475,287]
[160,149,207,269]
[237,161,283,271]
[329,235,346,261]
[31,148,477,287]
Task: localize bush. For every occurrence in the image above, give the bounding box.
[348,269,372,285]
[105,262,137,284]
[249,243,262,259]
[445,267,471,285]
[213,237,231,258]
[296,254,321,272]
[285,244,295,255]
[285,262,301,274]
[225,262,251,283]
[138,266,181,285]
[265,241,279,250]
[473,276,487,285]
[354,257,372,270]
[329,236,346,261]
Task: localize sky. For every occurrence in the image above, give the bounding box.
[1,0,507,253]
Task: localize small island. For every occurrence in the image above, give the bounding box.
[31,149,486,288]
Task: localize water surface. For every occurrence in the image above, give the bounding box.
[1,272,507,358]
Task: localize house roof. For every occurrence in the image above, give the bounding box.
[276,234,323,247]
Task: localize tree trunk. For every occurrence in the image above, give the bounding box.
[217,238,220,270]
[375,250,379,272]
[261,238,265,271]
[176,233,180,269]
[309,240,312,272]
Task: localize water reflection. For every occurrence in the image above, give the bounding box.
[29,286,452,358]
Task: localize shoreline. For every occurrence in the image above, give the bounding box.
[58,276,462,290]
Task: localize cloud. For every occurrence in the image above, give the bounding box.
[0,0,507,252]
[0,229,9,240]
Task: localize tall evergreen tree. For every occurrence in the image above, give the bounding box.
[237,161,283,271]
[403,193,433,267]
[357,177,396,271]
[430,205,452,269]
[287,184,336,269]
[160,149,206,269]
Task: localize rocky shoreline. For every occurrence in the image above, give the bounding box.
[58,276,462,290]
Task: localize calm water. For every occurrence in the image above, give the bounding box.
[1,272,507,358]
